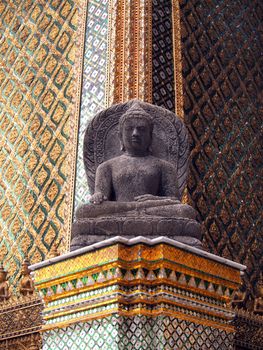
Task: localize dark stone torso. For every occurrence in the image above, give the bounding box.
[71,100,202,251]
[110,155,161,201]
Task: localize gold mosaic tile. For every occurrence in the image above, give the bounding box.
[0,0,85,287]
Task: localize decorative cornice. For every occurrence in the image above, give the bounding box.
[31,239,243,334]
[172,0,184,118]
[30,236,247,272]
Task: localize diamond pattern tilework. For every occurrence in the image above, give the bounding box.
[180,0,263,294]
[43,316,119,350]
[0,0,78,285]
[42,315,234,349]
[152,0,175,111]
[74,0,109,211]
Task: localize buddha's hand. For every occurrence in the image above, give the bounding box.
[90,192,107,205]
[134,194,164,202]
[134,194,181,203]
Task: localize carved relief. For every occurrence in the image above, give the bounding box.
[0,260,43,347]
[0,333,42,350]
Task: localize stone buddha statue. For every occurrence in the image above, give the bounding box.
[253,274,263,315]
[19,257,35,296]
[71,100,201,250]
[231,280,247,309]
[0,263,10,301]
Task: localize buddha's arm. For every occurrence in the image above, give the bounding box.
[161,161,180,199]
[90,163,112,204]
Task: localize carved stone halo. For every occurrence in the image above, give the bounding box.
[83,99,189,200]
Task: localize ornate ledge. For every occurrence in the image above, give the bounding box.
[30,235,246,272]
[30,237,245,332]
[0,295,43,341]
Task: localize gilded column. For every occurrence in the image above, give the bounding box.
[106,0,152,105]
[172,0,184,118]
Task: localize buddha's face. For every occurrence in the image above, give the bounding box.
[0,271,6,283]
[121,116,152,155]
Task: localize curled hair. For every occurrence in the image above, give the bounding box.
[119,108,153,135]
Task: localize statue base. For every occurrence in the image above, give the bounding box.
[71,215,202,250]
[30,237,246,349]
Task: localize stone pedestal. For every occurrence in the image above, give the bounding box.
[30,237,246,350]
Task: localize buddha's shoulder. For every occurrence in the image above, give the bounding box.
[156,157,176,170]
[97,155,127,169]
[97,155,175,168]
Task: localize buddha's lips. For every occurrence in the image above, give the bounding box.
[132,137,141,143]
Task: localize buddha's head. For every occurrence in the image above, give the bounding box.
[0,263,7,283]
[255,273,263,298]
[119,102,153,156]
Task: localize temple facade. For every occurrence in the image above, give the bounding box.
[0,0,262,349]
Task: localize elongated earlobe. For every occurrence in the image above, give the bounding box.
[120,143,125,152]
[119,132,125,152]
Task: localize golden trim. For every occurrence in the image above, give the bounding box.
[34,244,241,284]
[44,295,231,323]
[106,0,152,104]
[41,275,234,305]
[41,309,117,331]
[105,0,116,107]
[44,285,228,313]
[123,0,131,101]
[172,0,184,118]
[35,249,241,290]
[41,308,235,333]
[45,289,117,312]
[37,271,238,300]
[146,0,153,102]
[119,308,235,332]
[44,299,118,320]
[44,280,117,303]
[114,0,126,103]
[129,0,142,99]
[138,0,152,102]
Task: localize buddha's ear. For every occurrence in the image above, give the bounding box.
[120,142,125,152]
[119,132,125,152]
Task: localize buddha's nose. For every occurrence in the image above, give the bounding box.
[132,128,139,137]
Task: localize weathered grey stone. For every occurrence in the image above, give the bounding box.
[71,100,202,250]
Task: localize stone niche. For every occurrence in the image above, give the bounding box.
[71,100,202,250]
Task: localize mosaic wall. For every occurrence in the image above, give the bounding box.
[43,314,234,350]
[152,0,175,111]
[74,0,109,210]
[0,0,80,285]
[179,0,263,293]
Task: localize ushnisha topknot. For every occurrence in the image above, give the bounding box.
[119,101,154,134]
